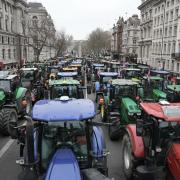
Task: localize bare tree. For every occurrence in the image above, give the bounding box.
[27,16,55,62]
[86,28,111,57]
[54,31,73,57]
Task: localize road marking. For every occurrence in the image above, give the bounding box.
[0,139,14,158]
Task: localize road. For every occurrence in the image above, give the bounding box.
[0,69,125,180]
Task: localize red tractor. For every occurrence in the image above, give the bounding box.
[121,101,180,180]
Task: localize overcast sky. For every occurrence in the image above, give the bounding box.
[28,0,141,40]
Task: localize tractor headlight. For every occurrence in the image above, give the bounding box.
[128,112,134,116]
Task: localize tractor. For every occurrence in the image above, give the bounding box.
[0,71,32,135]
[47,79,84,99]
[95,72,118,121]
[106,79,141,140]
[165,84,180,102]
[20,68,44,103]
[10,98,110,180]
[121,101,180,180]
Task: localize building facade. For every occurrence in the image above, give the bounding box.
[122,15,141,62]
[138,0,180,73]
[0,0,29,68]
[27,2,56,63]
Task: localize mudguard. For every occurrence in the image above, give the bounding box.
[16,87,28,100]
[126,124,144,158]
[45,149,81,180]
[167,144,180,180]
[92,126,106,158]
[0,90,5,101]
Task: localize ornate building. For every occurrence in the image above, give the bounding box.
[0,0,28,68]
[138,0,180,73]
[122,15,140,62]
[27,2,56,63]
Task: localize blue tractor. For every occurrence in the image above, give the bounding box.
[11,97,110,180]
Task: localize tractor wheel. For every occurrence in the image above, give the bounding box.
[24,91,32,116]
[122,134,134,180]
[108,118,120,141]
[0,108,18,136]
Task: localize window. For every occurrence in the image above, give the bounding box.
[172,42,176,53]
[177,63,179,72]
[170,10,174,20]
[167,1,170,7]
[174,26,177,36]
[169,26,172,36]
[165,27,168,36]
[8,49,11,59]
[2,36,4,44]
[175,8,179,18]
[13,49,16,59]
[7,37,10,44]
[171,0,174,5]
[2,49,5,59]
[166,12,169,22]
[4,2,7,12]
[5,19,8,31]
[133,39,136,44]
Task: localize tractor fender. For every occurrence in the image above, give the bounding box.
[92,126,106,158]
[16,87,28,100]
[45,149,81,180]
[126,124,145,158]
[0,90,5,101]
[167,143,180,180]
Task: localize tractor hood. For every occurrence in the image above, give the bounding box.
[122,97,141,113]
[153,89,167,99]
[45,149,81,180]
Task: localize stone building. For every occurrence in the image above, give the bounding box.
[122,15,141,62]
[0,0,28,68]
[27,2,56,63]
[111,17,124,59]
[138,0,180,73]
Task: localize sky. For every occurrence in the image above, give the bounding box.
[28,0,141,40]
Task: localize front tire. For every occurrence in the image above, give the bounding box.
[122,134,134,180]
[0,108,18,136]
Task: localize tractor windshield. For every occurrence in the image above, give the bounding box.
[21,70,34,80]
[41,121,87,169]
[51,85,78,98]
[162,106,180,118]
[114,85,137,98]
[0,80,10,92]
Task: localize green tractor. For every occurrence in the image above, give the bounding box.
[47,79,84,99]
[0,71,32,135]
[165,84,180,102]
[106,79,141,140]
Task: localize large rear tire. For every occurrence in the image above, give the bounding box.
[0,108,18,136]
[122,134,134,180]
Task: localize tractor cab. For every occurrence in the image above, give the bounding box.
[47,65,60,79]
[141,76,166,101]
[0,72,20,95]
[123,102,180,180]
[121,68,141,79]
[166,84,180,102]
[20,68,43,102]
[20,68,40,88]
[48,79,84,99]
[107,79,141,140]
[137,64,150,76]
[12,99,109,180]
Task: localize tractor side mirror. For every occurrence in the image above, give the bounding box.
[136,118,143,136]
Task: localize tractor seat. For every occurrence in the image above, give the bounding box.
[109,112,120,117]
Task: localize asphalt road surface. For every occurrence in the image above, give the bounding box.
[0,71,126,180]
